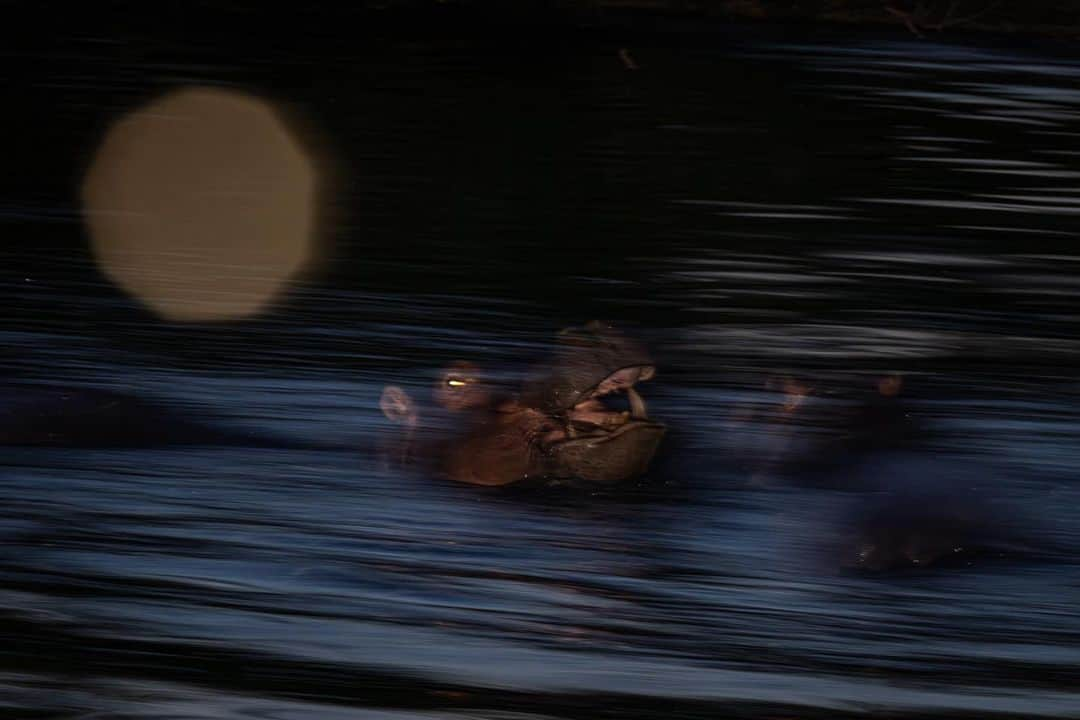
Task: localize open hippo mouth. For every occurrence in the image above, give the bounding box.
[521,323,666,485]
[538,364,666,484]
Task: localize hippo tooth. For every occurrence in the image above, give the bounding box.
[627,386,647,419]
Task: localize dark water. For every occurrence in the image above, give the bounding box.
[4,17,1080,719]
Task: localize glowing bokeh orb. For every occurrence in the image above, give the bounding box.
[81,87,317,321]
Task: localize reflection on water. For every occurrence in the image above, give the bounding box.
[4,23,1080,720]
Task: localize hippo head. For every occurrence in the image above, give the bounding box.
[521,322,666,485]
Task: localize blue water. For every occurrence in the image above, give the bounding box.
[3,20,1080,719]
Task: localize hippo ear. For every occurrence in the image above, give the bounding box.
[380,386,418,426]
[877,374,904,397]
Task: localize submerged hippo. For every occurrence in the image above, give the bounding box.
[725,370,930,488]
[380,322,666,487]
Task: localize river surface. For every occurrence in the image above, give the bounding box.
[3,17,1080,719]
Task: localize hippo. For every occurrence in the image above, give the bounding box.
[725,370,931,488]
[830,453,1038,572]
[380,322,666,486]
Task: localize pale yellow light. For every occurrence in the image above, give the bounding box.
[81,86,317,321]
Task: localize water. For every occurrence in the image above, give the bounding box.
[4,17,1080,719]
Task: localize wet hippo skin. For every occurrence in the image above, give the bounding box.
[516,322,666,485]
[382,322,666,487]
